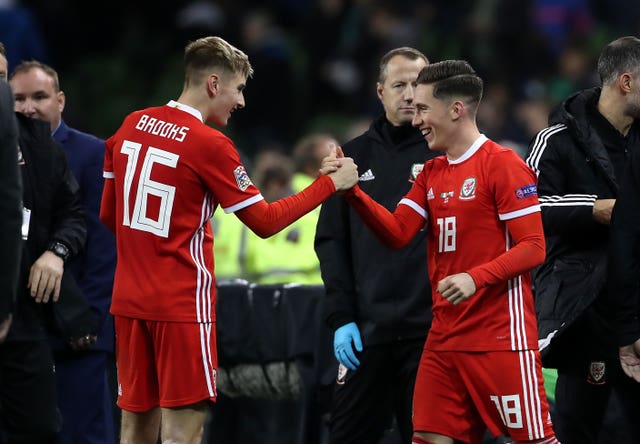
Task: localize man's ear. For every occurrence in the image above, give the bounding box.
[208,74,220,97]
[450,100,464,120]
[58,91,66,114]
[376,82,383,101]
[619,72,633,94]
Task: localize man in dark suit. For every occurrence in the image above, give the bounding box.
[10,60,116,444]
[0,76,22,345]
[0,44,87,444]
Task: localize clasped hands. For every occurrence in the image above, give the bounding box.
[319,144,359,192]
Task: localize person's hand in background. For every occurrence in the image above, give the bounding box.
[333,321,363,370]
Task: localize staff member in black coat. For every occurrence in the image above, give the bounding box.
[610,142,640,384]
[0,78,22,344]
[525,35,640,443]
[0,40,86,444]
[315,47,440,444]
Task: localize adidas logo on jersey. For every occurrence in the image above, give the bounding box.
[427,187,435,200]
[359,169,375,181]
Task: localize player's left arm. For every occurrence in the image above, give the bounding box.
[468,150,546,288]
[466,212,545,288]
[438,213,545,304]
[236,175,337,238]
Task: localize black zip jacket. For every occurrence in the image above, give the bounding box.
[525,87,640,366]
[8,113,86,341]
[314,115,441,344]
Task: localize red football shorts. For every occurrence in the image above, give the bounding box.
[413,349,555,443]
[114,316,218,411]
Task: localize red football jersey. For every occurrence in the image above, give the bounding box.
[402,135,541,351]
[103,101,263,322]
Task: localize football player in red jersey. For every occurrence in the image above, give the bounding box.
[100,36,358,444]
[344,60,559,444]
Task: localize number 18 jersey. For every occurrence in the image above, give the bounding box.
[402,135,541,351]
[103,101,263,323]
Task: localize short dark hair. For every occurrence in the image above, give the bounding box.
[415,60,483,112]
[597,36,640,86]
[379,47,429,83]
[0,42,5,57]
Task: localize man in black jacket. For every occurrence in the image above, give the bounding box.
[525,35,640,443]
[609,130,640,385]
[10,59,117,444]
[0,44,86,443]
[315,47,439,444]
[0,78,21,344]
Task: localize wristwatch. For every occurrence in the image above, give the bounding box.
[48,241,70,262]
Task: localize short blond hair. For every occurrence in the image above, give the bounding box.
[183,36,253,87]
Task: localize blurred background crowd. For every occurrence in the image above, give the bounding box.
[3,0,640,165]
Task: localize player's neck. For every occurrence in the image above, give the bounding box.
[445,125,482,161]
[176,91,208,122]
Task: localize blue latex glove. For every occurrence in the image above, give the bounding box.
[333,322,363,370]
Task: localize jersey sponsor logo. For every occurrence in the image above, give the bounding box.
[514,183,537,200]
[459,177,477,200]
[336,363,349,385]
[409,163,423,182]
[440,190,454,203]
[359,169,375,181]
[234,166,252,191]
[427,187,435,200]
[587,361,606,385]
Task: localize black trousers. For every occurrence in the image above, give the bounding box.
[328,338,425,444]
[554,359,640,444]
[0,339,60,443]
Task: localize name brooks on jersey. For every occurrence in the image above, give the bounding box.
[135,114,190,142]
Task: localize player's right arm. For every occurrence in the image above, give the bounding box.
[343,184,425,249]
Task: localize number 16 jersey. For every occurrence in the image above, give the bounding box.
[103,101,263,323]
